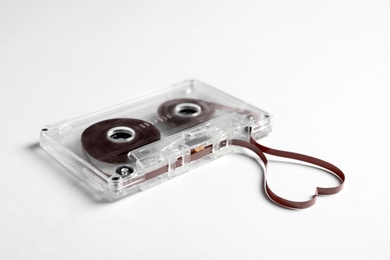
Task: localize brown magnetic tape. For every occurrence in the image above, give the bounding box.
[81,99,345,209]
[81,118,161,164]
[232,136,345,209]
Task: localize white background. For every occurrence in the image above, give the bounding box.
[1,0,389,259]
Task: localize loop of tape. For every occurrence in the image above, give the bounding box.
[232,136,345,209]
[81,98,345,208]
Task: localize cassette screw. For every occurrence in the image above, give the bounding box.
[116,166,134,176]
[247,115,254,120]
[121,168,130,175]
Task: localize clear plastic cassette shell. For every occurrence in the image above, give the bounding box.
[40,80,272,200]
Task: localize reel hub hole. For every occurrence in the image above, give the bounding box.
[175,103,202,117]
[107,126,135,143]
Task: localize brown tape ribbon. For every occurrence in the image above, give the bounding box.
[232,136,345,209]
[82,98,344,209]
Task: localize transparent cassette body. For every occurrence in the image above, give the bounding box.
[40,80,272,200]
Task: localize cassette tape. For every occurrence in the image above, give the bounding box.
[40,80,272,200]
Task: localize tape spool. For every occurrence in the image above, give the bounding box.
[157,98,215,128]
[81,118,161,164]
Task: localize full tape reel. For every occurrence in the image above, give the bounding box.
[40,80,344,209]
